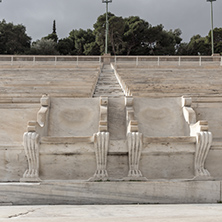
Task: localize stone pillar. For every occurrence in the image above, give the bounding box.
[102,54,111,65]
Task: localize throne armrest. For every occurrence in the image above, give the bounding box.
[190,120,209,136]
[125,96,139,133]
[26,95,50,137]
[182,96,210,135]
[181,96,212,178]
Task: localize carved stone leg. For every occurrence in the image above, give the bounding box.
[124,132,147,181]
[20,132,41,182]
[89,132,109,181]
[194,132,212,179]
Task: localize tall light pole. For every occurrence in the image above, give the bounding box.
[102,0,112,54]
[207,0,216,55]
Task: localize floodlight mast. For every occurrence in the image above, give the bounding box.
[102,0,112,54]
[207,0,216,55]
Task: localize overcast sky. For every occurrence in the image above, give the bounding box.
[0,0,221,43]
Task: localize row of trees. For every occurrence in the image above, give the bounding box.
[177,28,222,55]
[35,14,183,56]
[0,14,221,55]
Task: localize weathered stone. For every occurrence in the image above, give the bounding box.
[0,57,221,204]
[0,180,220,204]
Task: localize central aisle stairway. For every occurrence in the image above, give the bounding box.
[93,64,125,97]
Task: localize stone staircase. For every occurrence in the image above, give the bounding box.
[93,64,125,97]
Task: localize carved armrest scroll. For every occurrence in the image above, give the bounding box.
[27,94,50,136]
[21,95,50,182]
[182,96,212,178]
[124,96,146,180]
[99,97,108,132]
[90,97,109,181]
[125,96,139,133]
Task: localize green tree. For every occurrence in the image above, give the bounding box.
[123,16,150,55]
[93,14,182,55]
[45,33,58,43]
[0,19,31,54]
[108,15,125,55]
[207,28,222,54]
[57,38,74,55]
[53,20,56,34]
[144,24,163,54]
[30,38,59,55]
[44,20,58,43]
[84,42,100,55]
[177,43,189,55]
[153,28,182,55]
[69,29,95,55]
[93,12,115,54]
[187,35,210,55]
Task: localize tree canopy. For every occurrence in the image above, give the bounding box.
[93,14,183,55]
[0,20,31,54]
[0,16,221,55]
[176,28,222,56]
[207,28,222,54]
[30,39,59,55]
[43,20,58,43]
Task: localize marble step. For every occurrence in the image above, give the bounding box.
[93,64,124,97]
[94,94,124,97]
[0,180,219,205]
[94,90,124,93]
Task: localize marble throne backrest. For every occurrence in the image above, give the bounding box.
[48,98,100,137]
[0,105,39,145]
[133,97,189,137]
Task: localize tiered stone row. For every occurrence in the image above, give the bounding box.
[0,67,100,102]
[115,68,222,97]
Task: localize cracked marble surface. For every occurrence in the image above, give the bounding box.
[1,205,222,222]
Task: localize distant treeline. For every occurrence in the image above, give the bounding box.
[0,13,221,55]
